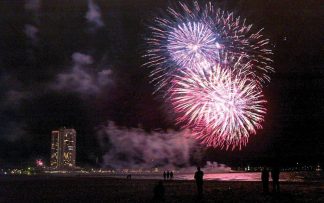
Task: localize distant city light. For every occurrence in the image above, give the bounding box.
[50,127,77,169]
[36,159,44,167]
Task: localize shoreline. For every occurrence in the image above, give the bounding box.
[2,171,323,183]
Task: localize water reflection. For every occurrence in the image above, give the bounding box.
[177,172,262,181]
[177,172,323,182]
[109,172,324,182]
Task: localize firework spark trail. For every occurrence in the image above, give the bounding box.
[144,2,273,91]
[144,1,273,94]
[144,1,273,150]
[211,10,274,84]
[167,21,222,69]
[170,63,267,150]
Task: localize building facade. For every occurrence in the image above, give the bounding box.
[50,128,76,169]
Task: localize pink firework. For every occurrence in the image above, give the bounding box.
[170,64,267,150]
[143,1,274,150]
[144,1,273,94]
[36,159,44,167]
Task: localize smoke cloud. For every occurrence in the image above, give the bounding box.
[86,0,104,28]
[72,52,94,65]
[24,24,38,44]
[97,121,200,169]
[24,0,41,46]
[24,0,41,12]
[51,52,113,95]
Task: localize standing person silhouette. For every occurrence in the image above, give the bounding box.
[170,171,174,179]
[271,166,280,193]
[163,171,166,180]
[166,171,170,180]
[194,167,204,197]
[261,167,269,194]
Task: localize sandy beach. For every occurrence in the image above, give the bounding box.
[0,176,323,202]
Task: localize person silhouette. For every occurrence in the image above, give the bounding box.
[271,166,280,193]
[166,171,170,180]
[153,181,165,201]
[194,167,204,197]
[261,167,269,194]
[170,171,174,179]
[126,174,132,180]
[163,171,166,180]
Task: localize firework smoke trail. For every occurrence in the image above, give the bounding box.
[144,1,273,93]
[170,63,267,150]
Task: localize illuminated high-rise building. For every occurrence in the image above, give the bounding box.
[50,128,76,169]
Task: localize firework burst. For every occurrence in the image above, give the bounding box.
[144,1,273,93]
[170,63,267,150]
[143,1,273,150]
[167,21,222,69]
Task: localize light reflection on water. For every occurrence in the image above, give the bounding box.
[110,172,324,182]
[177,172,263,181]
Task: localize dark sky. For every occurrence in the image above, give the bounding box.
[0,0,323,167]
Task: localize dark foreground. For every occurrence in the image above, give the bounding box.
[0,176,323,203]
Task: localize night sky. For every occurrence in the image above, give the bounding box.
[0,0,323,167]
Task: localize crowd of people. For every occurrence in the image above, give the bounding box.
[261,166,281,194]
[154,166,281,200]
[154,167,204,201]
[162,171,174,180]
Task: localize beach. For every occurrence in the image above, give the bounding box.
[0,176,323,202]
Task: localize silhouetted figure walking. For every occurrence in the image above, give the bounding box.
[170,171,173,179]
[153,181,165,201]
[166,171,170,180]
[194,167,204,197]
[163,171,166,180]
[261,167,269,194]
[271,166,280,193]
